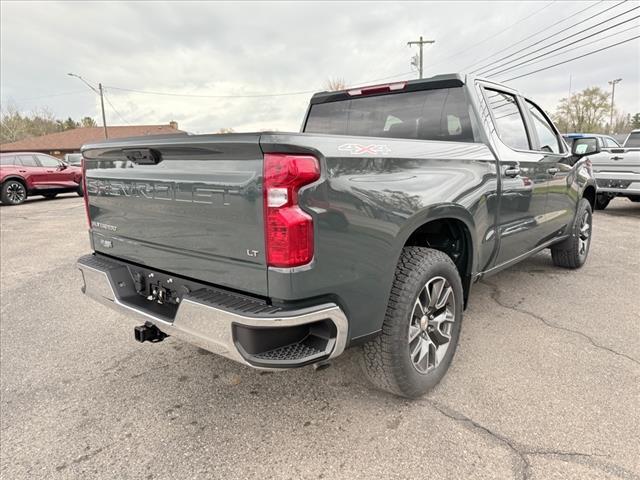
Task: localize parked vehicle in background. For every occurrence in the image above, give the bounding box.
[564,132,640,209]
[623,129,640,148]
[562,133,620,150]
[64,153,83,166]
[77,74,596,398]
[0,152,83,205]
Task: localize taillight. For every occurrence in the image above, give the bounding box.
[263,153,320,268]
[81,157,90,228]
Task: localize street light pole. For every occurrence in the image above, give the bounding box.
[608,78,622,135]
[67,73,108,138]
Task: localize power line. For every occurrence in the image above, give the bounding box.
[460,0,604,72]
[425,1,557,72]
[105,85,318,98]
[487,24,637,75]
[484,13,640,78]
[102,92,131,126]
[471,0,631,75]
[501,35,640,82]
[104,71,417,100]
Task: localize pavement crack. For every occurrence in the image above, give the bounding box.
[482,280,640,367]
[524,450,639,479]
[425,399,531,480]
[426,400,638,480]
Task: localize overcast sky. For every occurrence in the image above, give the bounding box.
[1,1,639,133]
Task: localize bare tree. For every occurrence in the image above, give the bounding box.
[217,127,235,134]
[325,77,348,91]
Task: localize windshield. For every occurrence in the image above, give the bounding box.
[304,87,478,143]
[624,132,640,148]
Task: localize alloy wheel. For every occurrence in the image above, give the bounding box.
[578,210,591,259]
[408,276,456,374]
[6,182,26,204]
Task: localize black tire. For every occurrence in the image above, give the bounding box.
[594,194,610,210]
[77,184,84,197]
[628,195,640,203]
[359,247,463,398]
[43,193,57,199]
[1,180,27,205]
[551,198,592,269]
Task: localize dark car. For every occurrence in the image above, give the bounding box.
[0,152,84,205]
[76,74,596,398]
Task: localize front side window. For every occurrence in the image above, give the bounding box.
[525,100,561,154]
[17,155,37,167]
[604,137,620,148]
[304,87,477,143]
[36,155,61,168]
[485,89,530,150]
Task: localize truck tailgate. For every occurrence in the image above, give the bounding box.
[82,134,267,296]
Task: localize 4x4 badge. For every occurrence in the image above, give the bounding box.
[338,143,391,155]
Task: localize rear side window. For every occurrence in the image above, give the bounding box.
[624,132,640,148]
[0,155,18,166]
[525,100,561,154]
[485,89,530,151]
[304,87,477,143]
[17,155,37,166]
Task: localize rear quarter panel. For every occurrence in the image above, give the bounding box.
[261,133,498,341]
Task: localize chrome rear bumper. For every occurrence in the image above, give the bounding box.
[77,254,348,368]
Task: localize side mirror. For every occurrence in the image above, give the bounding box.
[58,163,68,170]
[572,137,600,157]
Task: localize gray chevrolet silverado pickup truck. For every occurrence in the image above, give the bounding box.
[77,74,596,397]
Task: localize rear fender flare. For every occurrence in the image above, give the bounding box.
[395,204,479,276]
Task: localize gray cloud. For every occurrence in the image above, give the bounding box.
[1,1,638,133]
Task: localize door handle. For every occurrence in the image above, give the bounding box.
[19,170,26,173]
[547,167,559,175]
[611,156,624,161]
[504,166,520,177]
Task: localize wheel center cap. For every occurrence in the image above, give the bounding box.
[420,315,428,331]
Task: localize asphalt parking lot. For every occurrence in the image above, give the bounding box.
[1,194,638,480]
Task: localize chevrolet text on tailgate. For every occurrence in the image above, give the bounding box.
[77,74,596,398]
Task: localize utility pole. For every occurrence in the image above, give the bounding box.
[408,36,435,79]
[98,83,107,139]
[67,73,108,138]
[608,78,622,134]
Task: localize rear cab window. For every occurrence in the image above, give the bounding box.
[304,86,479,143]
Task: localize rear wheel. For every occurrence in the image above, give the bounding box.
[551,198,592,269]
[77,184,84,197]
[594,194,610,210]
[1,180,27,205]
[359,247,463,398]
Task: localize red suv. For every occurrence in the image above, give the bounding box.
[0,152,84,205]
